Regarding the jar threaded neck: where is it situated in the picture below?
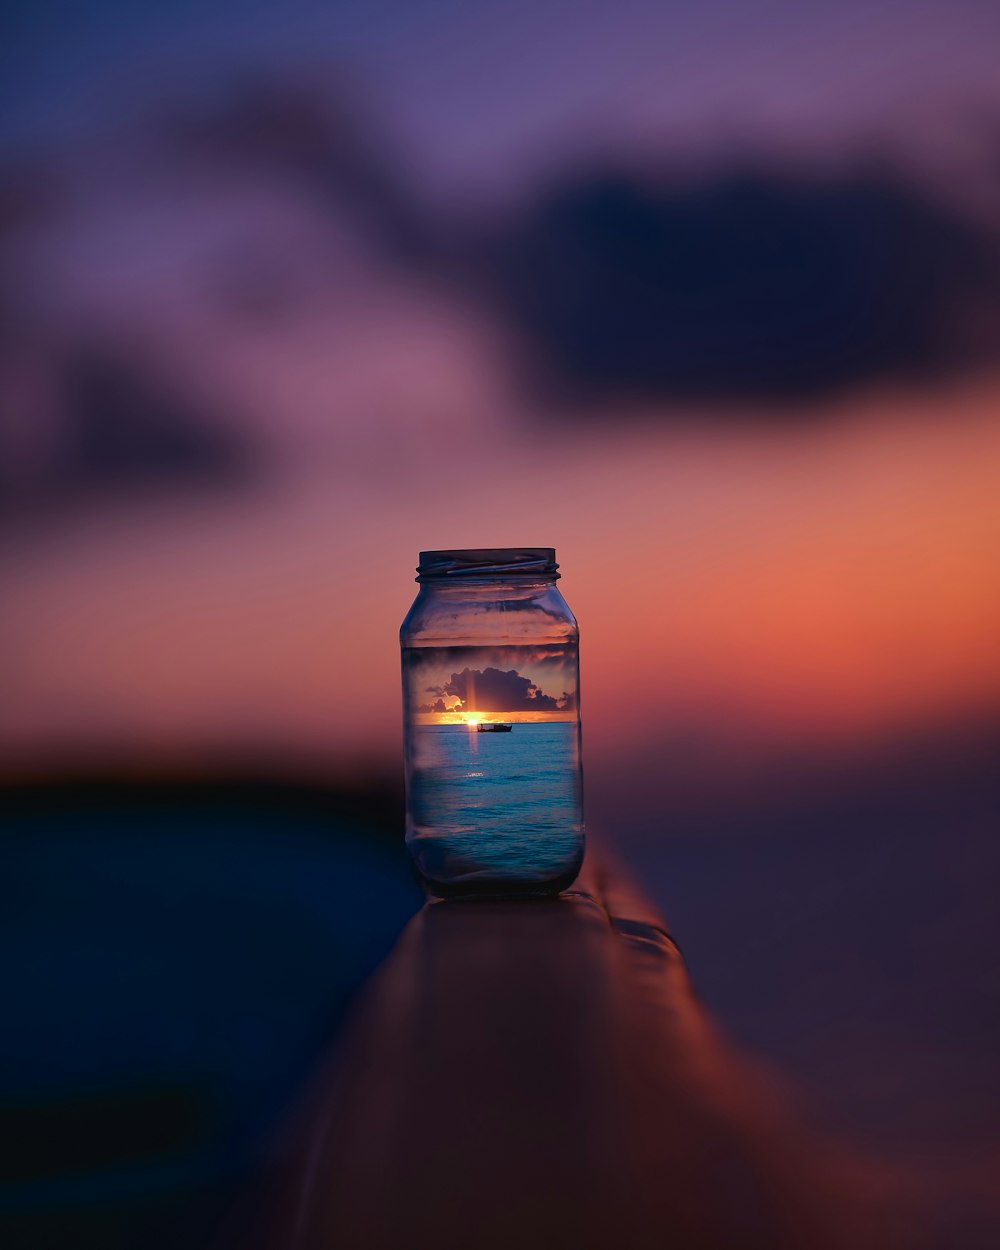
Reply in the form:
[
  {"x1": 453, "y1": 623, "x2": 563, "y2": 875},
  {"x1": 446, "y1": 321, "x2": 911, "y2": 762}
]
[{"x1": 416, "y1": 548, "x2": 559, "y2": 582}]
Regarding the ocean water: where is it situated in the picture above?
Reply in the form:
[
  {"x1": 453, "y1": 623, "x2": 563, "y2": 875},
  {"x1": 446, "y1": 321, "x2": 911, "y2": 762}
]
[{"x1": 405, "y1": 721, "x2": 584, "y2": 894}]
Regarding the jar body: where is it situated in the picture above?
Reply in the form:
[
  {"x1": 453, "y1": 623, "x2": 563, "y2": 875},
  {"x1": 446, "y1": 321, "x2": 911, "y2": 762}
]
[{"x1": 400, "y1": 550, "x2": 584, "y2": 898}]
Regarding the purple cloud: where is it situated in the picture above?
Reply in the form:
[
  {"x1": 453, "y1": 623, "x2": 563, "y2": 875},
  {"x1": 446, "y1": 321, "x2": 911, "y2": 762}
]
[{"x1": 417, "y1": 666, "x2": 574, "y2": 714}]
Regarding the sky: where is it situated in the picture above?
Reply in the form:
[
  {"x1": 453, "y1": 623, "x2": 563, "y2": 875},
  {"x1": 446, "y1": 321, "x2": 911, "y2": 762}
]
[
  {"x1": 5, "y1": 0, "x2": 1000, "y2": 197},
  {"x1": 1, "y1": 0, "x2": 999, "y2": 779}
]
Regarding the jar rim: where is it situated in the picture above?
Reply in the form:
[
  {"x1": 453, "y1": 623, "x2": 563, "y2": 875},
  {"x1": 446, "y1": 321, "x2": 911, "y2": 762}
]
[{"x1": 416, "y1": 548, "x2": 559, "y2": 582}]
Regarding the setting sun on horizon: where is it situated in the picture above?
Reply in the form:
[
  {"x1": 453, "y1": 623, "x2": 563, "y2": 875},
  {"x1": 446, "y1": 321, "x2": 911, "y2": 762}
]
[{"x1": 417, "y1": 709, "x2": 576, "y2": 727}]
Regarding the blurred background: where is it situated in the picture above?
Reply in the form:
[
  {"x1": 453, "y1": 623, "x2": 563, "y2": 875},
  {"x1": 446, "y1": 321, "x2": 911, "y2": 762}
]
[{"x1": 2, "y1": 1, "x2": 1000, "y2": 1246}]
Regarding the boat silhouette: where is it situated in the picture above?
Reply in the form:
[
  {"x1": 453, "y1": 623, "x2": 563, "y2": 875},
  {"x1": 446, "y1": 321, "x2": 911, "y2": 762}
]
[{"x1": 476, "y1": 722, "x2": 513, "y2": 733}]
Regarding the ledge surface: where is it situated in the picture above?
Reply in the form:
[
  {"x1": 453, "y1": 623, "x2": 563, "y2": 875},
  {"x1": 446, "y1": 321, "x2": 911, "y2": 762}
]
[{"x1": 237, "y1": 853, "x2": 900, "y2": 1250}]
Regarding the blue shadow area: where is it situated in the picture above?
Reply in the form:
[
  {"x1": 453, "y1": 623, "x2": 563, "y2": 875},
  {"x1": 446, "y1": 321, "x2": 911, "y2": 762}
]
[{"x1": 0, "y1": 781, "x2": 422, "y2": 1249}]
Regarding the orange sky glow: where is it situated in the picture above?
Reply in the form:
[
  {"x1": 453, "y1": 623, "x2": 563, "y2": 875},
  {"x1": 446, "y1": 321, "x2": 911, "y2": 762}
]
[
  {"x1": 1, "y1": 382, "x2": 998, "y2": 775},
  {"x1": 417, "y1": 711, "x2": 576, "y2": 727}
]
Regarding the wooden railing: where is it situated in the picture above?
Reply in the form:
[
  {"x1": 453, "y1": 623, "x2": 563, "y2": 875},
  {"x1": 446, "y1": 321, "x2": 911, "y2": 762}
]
[{"x1": 234, "y1": 852, "x2": 901, "y2": 1250}]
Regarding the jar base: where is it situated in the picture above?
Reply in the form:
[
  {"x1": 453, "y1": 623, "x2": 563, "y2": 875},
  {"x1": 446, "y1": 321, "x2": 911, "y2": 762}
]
[{"x1": 413, "y1": 864, "x2": 582, "y2": 901}]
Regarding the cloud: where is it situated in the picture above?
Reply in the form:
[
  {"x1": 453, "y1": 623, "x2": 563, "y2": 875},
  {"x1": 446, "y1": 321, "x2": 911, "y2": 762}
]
[
  {"x1": 0, "y1": 350, "x2": 251, "y2": 514},
  {"x1": 483, "y1": 163, "x2": 1000, "y2": 403},
  {"x1": 150, "y1": 83, "x2": 1000, "y2": 407},
  {"x1": 159, "y1": 79, "x2": 434, "y2": 264},
  {"x1": 418, "y1": 666, "x2": 573, "y2": 714}
]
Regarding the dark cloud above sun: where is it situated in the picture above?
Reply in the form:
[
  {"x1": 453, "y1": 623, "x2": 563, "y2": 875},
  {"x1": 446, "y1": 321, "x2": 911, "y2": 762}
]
[{"x1": 417, "y1": 666, "x2": 575, "y2": 715}]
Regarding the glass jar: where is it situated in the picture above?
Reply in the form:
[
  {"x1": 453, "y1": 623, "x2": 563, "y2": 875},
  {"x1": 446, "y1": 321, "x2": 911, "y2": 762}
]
[{"x1": 400, "y1": 548, "x2": 585, "y2": 898}]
